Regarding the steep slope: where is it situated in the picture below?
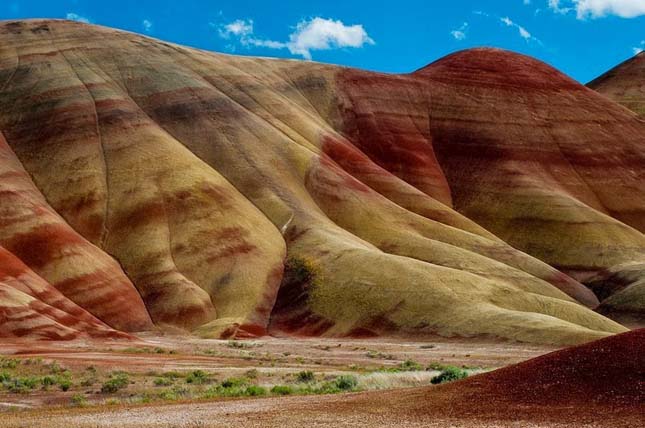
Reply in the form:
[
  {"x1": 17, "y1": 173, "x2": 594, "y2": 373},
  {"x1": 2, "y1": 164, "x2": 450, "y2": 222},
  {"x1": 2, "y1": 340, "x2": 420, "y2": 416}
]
[
  {"x1": 588, "y1": 51, "x2": 645, "y2": 118},
  {"x1": 0, "y1": 20, "x2": 641, "y2": 344},
  {"x1": 0, "y1": 131, "x2": 152, "y2": 332},
  {"x1": 0, "y1": 245, "x2": 129, "y2": 340}
]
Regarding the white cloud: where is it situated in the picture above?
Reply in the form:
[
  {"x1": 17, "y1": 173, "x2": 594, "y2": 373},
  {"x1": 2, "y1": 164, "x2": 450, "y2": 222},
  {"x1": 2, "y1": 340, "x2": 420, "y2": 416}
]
[
  {"x1": 634, "y1": 40, "x2": 645, "y2": 55},
  {"x1": 548, "y1": 0, "x2": 574, "y2": 13},
  {"x1": 500, "y1": 16, "x2": 535, "y2": 41},
  {"x1": 548, "y1": 0, "x2": 645, "y2": 19},
  {"x1": 286, "y1": 18, "x2": 375, "y2": 60},
  {"x1": 66, "y1": 12, "x2": 91, "y2": 24},
  {"x1": 142, "y1": 19, "x2": 153, "y2": 33},
  {"x1": 450, "y1": 22, "x2": 469, "y2": 40},
  {"x1": 218, "y1": 19, "x2": 254, "y2": 39},
  {"x1": 215, "y1": 17, "x2": 374, "y2": 60}
]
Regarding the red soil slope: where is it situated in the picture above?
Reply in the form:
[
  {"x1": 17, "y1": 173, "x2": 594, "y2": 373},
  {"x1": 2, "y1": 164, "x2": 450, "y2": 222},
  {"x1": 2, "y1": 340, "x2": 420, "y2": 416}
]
[{"x1": 293, "y1": 329, "x2": 644, "y2": 425}]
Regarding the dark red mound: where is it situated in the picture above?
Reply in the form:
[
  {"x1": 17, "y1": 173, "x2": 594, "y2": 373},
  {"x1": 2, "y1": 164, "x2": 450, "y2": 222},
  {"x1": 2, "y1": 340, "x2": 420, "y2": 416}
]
[
  {"x1": 448, "y1": 328, "x2": 644, "y2": 407},
  {"x1": 311, "y1": 330, "x2": 644, "y2": 426},
  {"x1": 415, "y1": 47, "x2": 581, "y2": 90}
]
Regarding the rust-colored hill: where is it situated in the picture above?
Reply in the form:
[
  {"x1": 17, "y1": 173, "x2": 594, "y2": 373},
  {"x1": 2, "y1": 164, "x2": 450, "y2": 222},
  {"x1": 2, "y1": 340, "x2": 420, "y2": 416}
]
[
  {"x1": 330, "y1": 329, "x2": 645, "y2": 426},
  {"x1": 0, "y1": 20, "x2": 643, "y2": 344},
  {"x1": 589, "y1": 51, "x2": 645, "y2": 118}
]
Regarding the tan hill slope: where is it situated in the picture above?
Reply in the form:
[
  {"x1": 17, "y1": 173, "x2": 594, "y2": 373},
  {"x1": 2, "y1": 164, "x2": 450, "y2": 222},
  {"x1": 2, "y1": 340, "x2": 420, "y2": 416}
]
[
  {"x1": 588, "y1": 51, "x2": 645, "y2": 118},
  {"x1": 0, "y1": 20, "x2": 642, "y2": 343}
]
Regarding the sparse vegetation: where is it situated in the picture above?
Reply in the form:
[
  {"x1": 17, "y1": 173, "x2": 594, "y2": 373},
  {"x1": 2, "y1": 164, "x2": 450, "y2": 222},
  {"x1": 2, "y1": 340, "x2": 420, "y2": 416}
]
[
  {"x1": 366, "y1": 350, "x2": 395, "y2": 360},
  {"x1": 333, "y1": 375, "x2": 358, "y2": 391},
  {"x1": 186, "y1": 370, "x2": 209, "y2": 385},
  {"x1": 283, "y1": 257, "x2": 319, "y2": 287},
  {"x1": 398, "y1": 360, "x2": 423, "y2": 371},
  {"x1": 154, "y1": 377, "x2": 174, "y2": 386},
  {"x1": 71, "y1": 394, "x2": 87, "y2": 406},
  {"x1": 270, "y1": 385, "x2": 294, "y2": 395},
  {"x1": 296, "y1": 370, "x2": 315, "y2": 383},
  {"x1": 101, "y1": 373, "x2": 129, "y2": 393},
  {"x1": 0, "y1": 358, "x2": 19, "y2": 369}
]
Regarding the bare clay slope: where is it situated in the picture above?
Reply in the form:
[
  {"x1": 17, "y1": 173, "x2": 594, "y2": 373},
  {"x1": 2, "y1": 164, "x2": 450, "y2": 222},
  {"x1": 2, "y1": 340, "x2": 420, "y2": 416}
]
[
  {"x1": 0, "y1": 20, "x2": 640, "y2": 344},
  {"x1": 588, "y1": 51, "x2": 645, "y2": 118}
]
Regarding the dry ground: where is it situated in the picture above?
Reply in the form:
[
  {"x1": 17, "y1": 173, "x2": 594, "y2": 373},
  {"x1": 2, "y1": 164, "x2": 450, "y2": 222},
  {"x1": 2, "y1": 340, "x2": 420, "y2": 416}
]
[
  {"x1": 0, "y1": 333, "x2": 558, "y2": 423},
  {"x1": 1, "y1": 332, "x2": 641, "y2": 428}
]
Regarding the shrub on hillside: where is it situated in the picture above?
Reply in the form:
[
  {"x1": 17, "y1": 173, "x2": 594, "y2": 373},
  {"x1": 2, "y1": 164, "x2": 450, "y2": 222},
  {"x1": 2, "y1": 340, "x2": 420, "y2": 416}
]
[{"x1": 431, "y1": 366, "x2": 468, "y2": 384}]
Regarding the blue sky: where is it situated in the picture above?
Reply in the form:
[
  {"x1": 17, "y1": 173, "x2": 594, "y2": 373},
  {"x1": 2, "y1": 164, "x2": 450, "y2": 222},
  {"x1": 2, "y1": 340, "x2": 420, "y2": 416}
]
[{"x1": 2, "y1": 1, "x2": 644, "y2": 83}]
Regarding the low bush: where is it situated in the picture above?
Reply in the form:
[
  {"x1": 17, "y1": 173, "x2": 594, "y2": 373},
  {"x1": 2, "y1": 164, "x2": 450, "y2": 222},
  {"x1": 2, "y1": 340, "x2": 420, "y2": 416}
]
[
  {"x1": 58, "y1": 378, "x2": 72, "y2": 392},
  {"x1": 71, "y1": 394, "x2": 87, "y2": 406},
  {"x1": 398, "y1": 360, "x2": 423, "y2": 371},
  {"x1": 430, "y1": 367, "x2": 468, "y2": 384},
  {"x1": 220, "y1": 377, "x2": 248, "y2": 388},
  {"x1": 270, "y1": 385, "x2": 294, "y2": 395},
  {"x1": 186, "y1": 370, "x2": 209, "y2": 385},
  {"x1": 334, "y1": 375, "x2": 358, "y2": 391},
  {"x1": 4, "y1": 377, "x2": 39, "y2": 393},
  {"x1": 296, "y1": 370, "x2": 315, "y2": 383},
  {"x1": 41, "y1": 376, "x2": 56, "y2": 388},
  {"x1": 0, "y1": 358, "x2": 19, "y2": 369},
  {"x1": 154, "y1": 377, "x2": 174, "y2": 386},
  {"x1": 101, "y1": 373, "x2": 129, "y2": 393},
  {"x1": 245, "y1": 385, "x2": 267, "y2": 396}
]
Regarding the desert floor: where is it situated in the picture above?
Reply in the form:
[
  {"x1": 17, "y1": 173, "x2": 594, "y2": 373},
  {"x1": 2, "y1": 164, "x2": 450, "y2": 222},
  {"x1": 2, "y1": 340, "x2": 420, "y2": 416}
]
[{"x1": 0, "y1": 333, "x2": 567, "y2": 427}]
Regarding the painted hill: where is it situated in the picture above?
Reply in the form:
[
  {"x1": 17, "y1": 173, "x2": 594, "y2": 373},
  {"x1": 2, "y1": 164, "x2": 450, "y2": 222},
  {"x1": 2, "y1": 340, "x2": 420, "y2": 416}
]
[
  {"x1": 0, "y1": 20, "x2": 642, "y2": 344},
  {"x1": 588, "y1": 51, "x2": 645, "y2": 118}
]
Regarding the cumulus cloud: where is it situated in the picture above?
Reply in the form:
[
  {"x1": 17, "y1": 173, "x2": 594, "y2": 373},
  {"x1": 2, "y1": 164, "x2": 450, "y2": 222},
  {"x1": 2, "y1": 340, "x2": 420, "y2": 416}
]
[
  {"x1": 66, "y1": 12, "x2": 91, "y2": 24},
  {"x1": 286, "y1": 18, "x2": 374, "y2": 59},
  {"x1": 215, "y1": 17, "x2": 374, "y2": 60},
  {"x1": 548, "y1": 0, "x2": 645, "y2": 18},
  {"x1": 451, "y1": 22, "x2": 469, "y2": 40},
  {"x1": 142, "y1": 19, "x2": 153, "y2": 33}
]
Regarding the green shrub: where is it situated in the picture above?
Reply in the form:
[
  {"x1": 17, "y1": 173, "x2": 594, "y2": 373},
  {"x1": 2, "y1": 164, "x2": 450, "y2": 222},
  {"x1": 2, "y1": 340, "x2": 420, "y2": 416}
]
[
  {"x1": 245, "y1": 369, "x2": 259, "y2": 379},
  {"x1": 0, "y1": 372, "x2": 11, "y2": 382},
  {"x1": 71, "y1": 394, "x2": 87, "y2": 406},
  {"x1": 41, "y1": 376, "x2": 56, "y2": 388},
  {"x1": 58, "y1": 378, "x2": 72, "y2": 391},
  {"x1": 220, "y1": 377, "x2": 248, "y2": 388},
  {"x1": 245, "y1": 385, "x2": 267, "y2": 396},
  {"x1": 399, "y1": 360, "x2": 423, "y2": 371},
  {"x1": 296, "y1": 370, "x2": 315, "y2": 383},
  {"x1": 186, "y1": 370, "x2": 209, "y2": 385},
  {"x1": 333, "y1": 375, "x2": 358, "y2": 391},
  {"x1": 48, "y1": 362, "x2": 62, "y2": 374},
  {"x1": 203, "y1": 384, "x2": 266, "y2": 398},
  {"x1": 80, "y1": 378, "x2": 96, "y2": 387},
  {"x1": 158, "y1": 386, "x2": 189, "y2": 401},
  {"x1": 154, "y1": 377, "x2": 173, "y2": 386},
  {"x1": 0, "y1": 358, "x2": 19, "y2": 369},
  {"x1": 101, "y1": 373, "x2": 129, "y2": 393},
  {"x1": 5, "y1": 377, "x2": 39, "y2": 393},
  {"x1": 431, "y1": 367, "x2": 468, "y2": 384},
  {"x1": 427, "y1": 362, "x2": 448, "y2": 371},
  {"x1": 270, "y1": 385, "x2": 294, "y2": 395}
]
